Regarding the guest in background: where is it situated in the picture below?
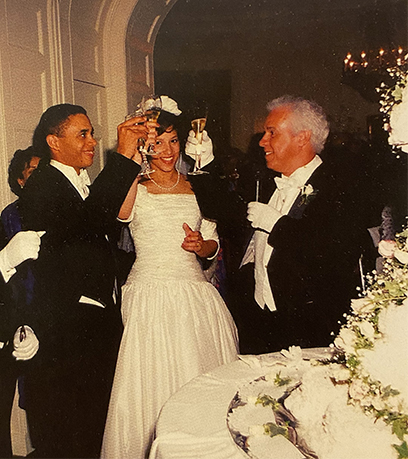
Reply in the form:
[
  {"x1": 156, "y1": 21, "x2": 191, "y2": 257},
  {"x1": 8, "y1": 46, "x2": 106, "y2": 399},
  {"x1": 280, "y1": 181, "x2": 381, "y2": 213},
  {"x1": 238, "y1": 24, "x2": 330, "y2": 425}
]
[
  {"x1": 0, "y1": 229, "x2": 42, "y2": 458},
  {"x1": 18, "y1": 103, "x2": 144, "y2": 458},
  {"x1": 187, "y1": 95, "x2": 368, "y2": 354},
  {"x1": 2, "y1": 147, "x2": 40, "y2": 238},
  {"x1": 0, "y1": 147, "x2": 41, "y2": 458}
]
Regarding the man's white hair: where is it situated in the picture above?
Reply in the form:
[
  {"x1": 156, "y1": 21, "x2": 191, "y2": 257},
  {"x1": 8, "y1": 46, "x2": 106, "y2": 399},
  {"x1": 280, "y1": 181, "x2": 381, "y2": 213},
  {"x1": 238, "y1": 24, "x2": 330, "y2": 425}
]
[{"x1": 266, "y1": 95, "x2": 329, "y2": 153}]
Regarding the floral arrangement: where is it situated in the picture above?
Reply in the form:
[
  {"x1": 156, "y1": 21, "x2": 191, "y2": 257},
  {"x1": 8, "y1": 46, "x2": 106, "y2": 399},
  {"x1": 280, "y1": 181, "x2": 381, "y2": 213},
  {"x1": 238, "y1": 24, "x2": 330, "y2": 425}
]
[
  {"x1": 377, "y1": 60, "x2": 408, "y2": 155},
  {"x1": 333, "y1": 226, "x2": 408, "y2": 458}
]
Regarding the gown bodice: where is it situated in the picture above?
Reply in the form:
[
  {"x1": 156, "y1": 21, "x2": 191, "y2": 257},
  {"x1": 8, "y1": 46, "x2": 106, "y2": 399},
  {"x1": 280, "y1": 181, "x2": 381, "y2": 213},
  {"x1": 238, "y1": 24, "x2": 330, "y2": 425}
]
[{"x1": 126, "y1": 184, "x2": 217, "y2": 284}]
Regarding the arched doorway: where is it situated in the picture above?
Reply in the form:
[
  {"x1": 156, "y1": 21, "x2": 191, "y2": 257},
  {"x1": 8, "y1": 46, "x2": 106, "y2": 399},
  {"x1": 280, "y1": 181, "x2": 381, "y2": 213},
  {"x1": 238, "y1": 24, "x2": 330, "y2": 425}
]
[{"x1": 100, "y1": 0, "x2": 178, "y2": 146}]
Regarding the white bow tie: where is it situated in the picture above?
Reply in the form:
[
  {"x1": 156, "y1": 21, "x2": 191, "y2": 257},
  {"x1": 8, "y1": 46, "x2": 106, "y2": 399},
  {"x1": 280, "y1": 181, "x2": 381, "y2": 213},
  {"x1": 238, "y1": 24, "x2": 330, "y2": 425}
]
[
  {"x1": 274, "y1": 175, "x2": 300, "y2": 190},
  {"x1": 76, "y1": 169, "x2": 91, "y2": 198},
  {"x1": 78, "y1": 169, "x2": 91, "y2": 186}
]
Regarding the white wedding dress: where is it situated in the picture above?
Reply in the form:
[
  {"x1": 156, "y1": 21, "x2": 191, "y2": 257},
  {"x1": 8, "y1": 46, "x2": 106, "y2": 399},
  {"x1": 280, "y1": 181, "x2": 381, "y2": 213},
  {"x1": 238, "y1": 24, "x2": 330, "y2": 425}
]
[{"x1": 101, "y1": 184, "x2": 239, "y2": 459}]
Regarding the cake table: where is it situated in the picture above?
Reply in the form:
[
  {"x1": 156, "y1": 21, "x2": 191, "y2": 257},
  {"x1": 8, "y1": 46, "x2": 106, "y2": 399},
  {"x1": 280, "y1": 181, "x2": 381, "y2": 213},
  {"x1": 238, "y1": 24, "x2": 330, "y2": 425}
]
[{"x1": 149, "y1": 348, "x2": 331, "y2": 459}]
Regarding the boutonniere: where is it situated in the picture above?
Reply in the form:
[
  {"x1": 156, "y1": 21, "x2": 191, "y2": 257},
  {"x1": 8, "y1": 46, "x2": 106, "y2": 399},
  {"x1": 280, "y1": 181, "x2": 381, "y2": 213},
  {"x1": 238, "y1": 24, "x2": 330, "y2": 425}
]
[{"x1": 299, "y1": 184, "x2": 318, "y2": 205}]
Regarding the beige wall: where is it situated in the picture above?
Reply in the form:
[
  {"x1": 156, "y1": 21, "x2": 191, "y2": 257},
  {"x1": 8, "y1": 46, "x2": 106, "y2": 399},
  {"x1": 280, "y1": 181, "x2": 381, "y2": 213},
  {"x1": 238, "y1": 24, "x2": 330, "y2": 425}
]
[{"x1": 0, "y1": 0, "x2": 178, "y2": 210}]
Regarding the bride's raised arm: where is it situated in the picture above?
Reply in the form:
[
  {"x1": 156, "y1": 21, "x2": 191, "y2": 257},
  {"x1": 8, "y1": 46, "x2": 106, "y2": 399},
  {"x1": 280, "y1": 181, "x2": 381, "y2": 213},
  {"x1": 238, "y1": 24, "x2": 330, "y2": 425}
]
[{"x1": 118, "y1": 178, "x2": 139, "y2": 220}]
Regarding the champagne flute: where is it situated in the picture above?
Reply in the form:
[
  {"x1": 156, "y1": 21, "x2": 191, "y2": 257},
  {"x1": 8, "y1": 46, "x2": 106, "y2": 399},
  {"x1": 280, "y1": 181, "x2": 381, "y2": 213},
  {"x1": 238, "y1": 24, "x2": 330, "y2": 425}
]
[
  {"x1": 125, "y1": 105, "x2": 153, "y2": 175},
  {"x1": 141, "y1": 95, "x2": 162, "y2": 155},
  {"x1": 126, "y1": 95, "x2": 161, "y2": 175},
  {"x1": 188, "y1": 103, "x2": 209, "y2": 175}
]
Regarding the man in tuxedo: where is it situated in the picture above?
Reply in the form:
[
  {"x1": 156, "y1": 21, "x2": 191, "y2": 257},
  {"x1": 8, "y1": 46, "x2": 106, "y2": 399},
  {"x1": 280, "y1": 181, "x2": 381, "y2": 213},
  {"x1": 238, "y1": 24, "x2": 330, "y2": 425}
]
[
  {"x1": 18, "y1": 103, "x2": 148, "y2": 458},
  {"x1": 188, "y1": 95, "x2": 366, "y2": 354}
]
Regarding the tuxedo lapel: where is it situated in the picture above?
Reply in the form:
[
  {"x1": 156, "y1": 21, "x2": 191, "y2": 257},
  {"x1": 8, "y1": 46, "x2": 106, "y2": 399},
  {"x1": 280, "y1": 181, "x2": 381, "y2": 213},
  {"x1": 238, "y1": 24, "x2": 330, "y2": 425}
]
[
  {"x1": 48, "y1": 164, "x2": 86, "y2": 201},
  {"x1": 287, "y1": 163, "x2": 323, "y2": 219}
]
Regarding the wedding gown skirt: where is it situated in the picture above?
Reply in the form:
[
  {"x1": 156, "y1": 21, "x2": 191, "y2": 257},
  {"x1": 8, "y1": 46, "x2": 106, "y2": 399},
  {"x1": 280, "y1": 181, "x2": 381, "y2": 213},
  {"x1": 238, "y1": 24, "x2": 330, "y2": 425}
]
[{"x1": 101, "y1": 186, "x2": 238, "y2": 459}]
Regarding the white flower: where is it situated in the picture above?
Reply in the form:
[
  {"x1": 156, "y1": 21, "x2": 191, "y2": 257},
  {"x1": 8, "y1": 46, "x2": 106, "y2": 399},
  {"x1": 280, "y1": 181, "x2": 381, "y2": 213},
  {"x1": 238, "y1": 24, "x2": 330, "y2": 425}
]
[
  {"x1": 378, "y1": 240, "x2": 397, "y2": 258},
  {"x1": 334, "y1": 327, "x2": 356, "y2": 353},
  {"x1": 249, "y1": 425, "x2": 266, "y2": 436},
  {"x1": 328, "y1": 363, "x2": 350, "y2": 382},
  {"x1": 280, "y1": 345, "x2": 303, "y2": 363},
  {"x1": 350, "y1": 297, "x2": 373, "y2": 314},
  {"x1": 299, "y1": 184, "x2": 317, "y2": 205},
  {"x1": 358, "y1": 321, "x2": 376, "y2": 340},
  {"x1": 349, "y1": 378, "x2": 370, "y2": 402},
  {"x1": 388, "y1": 84, "x2": 408, "y2": 153},
  {"x1": 302, "y1": 184, "x2": 314, "y2": 196},
  {"x1": 160, "y1": 95, "x2": 182, "y2": 116},
  {"x1": 359, "y1": 393, "x2": 377, "y2": 408},
  {"x1": 371, "y1": 396, "x2": 388, "y2": 411},
  {"x1": 394, "y1": 248, "x2": 408, "y2": 264},
  {"x1": 385, "y1": 394, "x2": 404, "y2": 413}
]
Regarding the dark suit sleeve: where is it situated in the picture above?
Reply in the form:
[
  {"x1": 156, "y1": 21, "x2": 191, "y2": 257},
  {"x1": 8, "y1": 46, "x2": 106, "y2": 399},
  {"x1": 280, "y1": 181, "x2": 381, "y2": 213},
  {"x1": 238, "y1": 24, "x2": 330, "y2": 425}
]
[
  {"x1": 85, "y1": 152, "x2": 141, "y2": 226},
  {"x1": 188, "y1": 159, "x2": 248, "y2": 234},
  {"x1": 20, "y1": 152, "x2": 140, "y2": 239}
]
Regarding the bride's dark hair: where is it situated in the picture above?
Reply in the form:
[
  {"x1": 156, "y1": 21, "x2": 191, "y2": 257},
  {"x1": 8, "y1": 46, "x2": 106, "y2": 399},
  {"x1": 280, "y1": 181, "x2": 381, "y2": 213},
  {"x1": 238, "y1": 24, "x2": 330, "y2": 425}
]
[{"x1": 157, "y1": 110, "x2": 184, "y2": 136}]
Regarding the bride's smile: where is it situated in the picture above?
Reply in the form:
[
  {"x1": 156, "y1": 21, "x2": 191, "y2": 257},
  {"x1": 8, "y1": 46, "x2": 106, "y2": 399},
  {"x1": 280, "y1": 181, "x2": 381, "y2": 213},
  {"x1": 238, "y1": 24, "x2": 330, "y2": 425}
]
[{"x1": 151, "y1": 128, "x2": 180, "y2": 173}]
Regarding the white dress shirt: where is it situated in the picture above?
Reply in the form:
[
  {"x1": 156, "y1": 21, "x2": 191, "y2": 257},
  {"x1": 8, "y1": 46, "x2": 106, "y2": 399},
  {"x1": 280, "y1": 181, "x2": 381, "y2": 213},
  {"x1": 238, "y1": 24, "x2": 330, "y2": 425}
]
[
  {"x1": 50, "y1": 160, "x2": 91, "y2": 200},
  {"x1": 243, "y1": 155, "x2": 322, "y2": 311}
]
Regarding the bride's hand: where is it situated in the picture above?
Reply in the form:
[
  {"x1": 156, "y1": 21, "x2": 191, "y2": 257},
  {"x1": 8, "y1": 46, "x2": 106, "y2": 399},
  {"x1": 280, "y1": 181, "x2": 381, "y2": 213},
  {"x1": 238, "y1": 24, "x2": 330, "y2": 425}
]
[
  {"x1": 181, "y1": 223, "x2": 204, "y2": 255},
  {"x1": 181, "y1": 223, "x2": 218, "y2": 259},
  {"x1": 116, "y1": 115, "x2": 147, "y2": 160}
]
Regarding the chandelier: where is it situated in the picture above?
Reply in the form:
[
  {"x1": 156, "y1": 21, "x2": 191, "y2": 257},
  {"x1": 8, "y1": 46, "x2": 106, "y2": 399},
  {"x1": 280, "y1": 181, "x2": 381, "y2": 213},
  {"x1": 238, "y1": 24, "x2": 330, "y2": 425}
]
[{"x1": 341, "y1": 47, "x2": 407, "y2": 102}]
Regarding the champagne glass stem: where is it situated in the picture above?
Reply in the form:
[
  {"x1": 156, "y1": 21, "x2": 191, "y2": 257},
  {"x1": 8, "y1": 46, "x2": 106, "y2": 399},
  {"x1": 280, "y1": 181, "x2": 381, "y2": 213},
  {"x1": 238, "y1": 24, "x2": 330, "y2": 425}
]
[
  {"x1": 138, "y1": 139, "x2": 155, "y2": 175},
  {"x1": 196, "y1": 149, "x2": 201, "y2": 171}
]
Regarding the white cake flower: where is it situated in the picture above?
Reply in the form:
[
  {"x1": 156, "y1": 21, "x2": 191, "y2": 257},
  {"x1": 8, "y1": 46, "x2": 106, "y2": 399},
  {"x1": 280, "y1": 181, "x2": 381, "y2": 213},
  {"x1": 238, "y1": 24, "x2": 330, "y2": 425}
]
[
  {"x1": 348, "y1": 378, "x2": 370, "y2": 403},
  {"x1": 249, "y1": 424, "x2": 266, "y2": 436},
  {"x1": 388, "y1": 83, "x2": 408, "y2": 153},
  {"x1": 394, "y1": 247, "x2": 408, "y2": 264},
  {"x1": 378, "y1": 240, "x2": 397, "y2": 258},
  {"x1": 379, "y1": 65, "x2": 408, "y2": 155},
  {"x1": 280, "y1": 346, "x2": 303, "y2": 366},
  {"x1": 333, "y1": 326, "x2": 355, "y2": 353},
  {"x1": 350, "y1": 297, "x2": 373, "y2": 314}
]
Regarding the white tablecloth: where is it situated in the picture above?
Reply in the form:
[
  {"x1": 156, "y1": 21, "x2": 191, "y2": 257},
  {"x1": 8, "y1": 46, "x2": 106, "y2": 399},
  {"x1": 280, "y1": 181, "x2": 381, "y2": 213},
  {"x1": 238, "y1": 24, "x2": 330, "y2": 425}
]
[{"x1": 149, "y1": 349, "x2": 331, "y2": 459}]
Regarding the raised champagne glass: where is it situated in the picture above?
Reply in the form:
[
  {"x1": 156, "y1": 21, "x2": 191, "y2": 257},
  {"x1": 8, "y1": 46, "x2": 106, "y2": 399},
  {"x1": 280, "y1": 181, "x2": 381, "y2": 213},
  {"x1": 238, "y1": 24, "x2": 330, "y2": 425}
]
[
  {"x1": 141, "y1": 95, "x2": 162, "y2": 155},
  {"x1": 126, "y1": 95, "x2": 161, "y2": 175},
  {"x1": 188, "y1": 103, "x2": 209, "y2": 175}
]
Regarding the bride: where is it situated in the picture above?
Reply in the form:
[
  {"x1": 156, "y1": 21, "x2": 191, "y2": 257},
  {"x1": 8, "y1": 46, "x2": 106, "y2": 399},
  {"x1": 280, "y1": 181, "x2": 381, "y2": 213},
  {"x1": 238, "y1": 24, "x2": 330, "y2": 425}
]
[{"x1": 101, "y1": 97, "x2": 239, "y2": 459}]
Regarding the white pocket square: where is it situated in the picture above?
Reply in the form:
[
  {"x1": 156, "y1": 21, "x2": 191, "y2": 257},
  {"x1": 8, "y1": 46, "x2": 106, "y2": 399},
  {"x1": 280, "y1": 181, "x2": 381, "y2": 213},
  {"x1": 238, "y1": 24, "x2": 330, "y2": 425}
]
[{"x1": 78, "y1": 295, "x2": 105, "y2": 308}]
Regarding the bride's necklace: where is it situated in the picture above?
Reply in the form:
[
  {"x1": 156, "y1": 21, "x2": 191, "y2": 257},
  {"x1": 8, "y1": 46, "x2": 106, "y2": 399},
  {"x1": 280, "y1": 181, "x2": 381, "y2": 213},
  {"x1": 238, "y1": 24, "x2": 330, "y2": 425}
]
[{"x1": 147, "y1": 170, "x2": 180, "y2": 191}]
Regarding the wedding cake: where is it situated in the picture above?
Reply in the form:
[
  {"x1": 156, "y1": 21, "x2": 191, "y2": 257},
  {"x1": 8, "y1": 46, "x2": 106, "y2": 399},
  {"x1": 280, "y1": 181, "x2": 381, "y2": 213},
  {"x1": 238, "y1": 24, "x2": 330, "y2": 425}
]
[{"x1": 228, "y1": 64, "x2": 408, "y2": 459}]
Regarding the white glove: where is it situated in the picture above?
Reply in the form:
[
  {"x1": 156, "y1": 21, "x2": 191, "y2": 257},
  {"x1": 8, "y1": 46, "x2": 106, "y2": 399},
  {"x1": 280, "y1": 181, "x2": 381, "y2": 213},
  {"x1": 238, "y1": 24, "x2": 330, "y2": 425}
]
[
  {"x1": 247, "y1": 202, "x2": 282, "y2": 233},
  {"x1": 185, "y1": 130, "x2": 214, "y2": 168},
  {"x1": 12, "y1": 325, "x2": 39, "y2": 360},
  {"x1": 0, "y1": 231, "x2": 44, "y2": 282}
]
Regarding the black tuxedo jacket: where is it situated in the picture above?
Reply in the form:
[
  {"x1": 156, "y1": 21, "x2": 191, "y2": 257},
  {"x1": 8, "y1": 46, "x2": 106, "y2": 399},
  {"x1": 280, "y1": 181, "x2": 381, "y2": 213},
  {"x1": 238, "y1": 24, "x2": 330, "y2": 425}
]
[
  {"x1": 19, "y1": 153, "x2": 139, "y2": 341},
  {"x1": 17, "y1": 152, "x2": 140, "y2": 458},
  {"x1": 190, "y1": 158, "x2": 367, "y2": 353}
]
